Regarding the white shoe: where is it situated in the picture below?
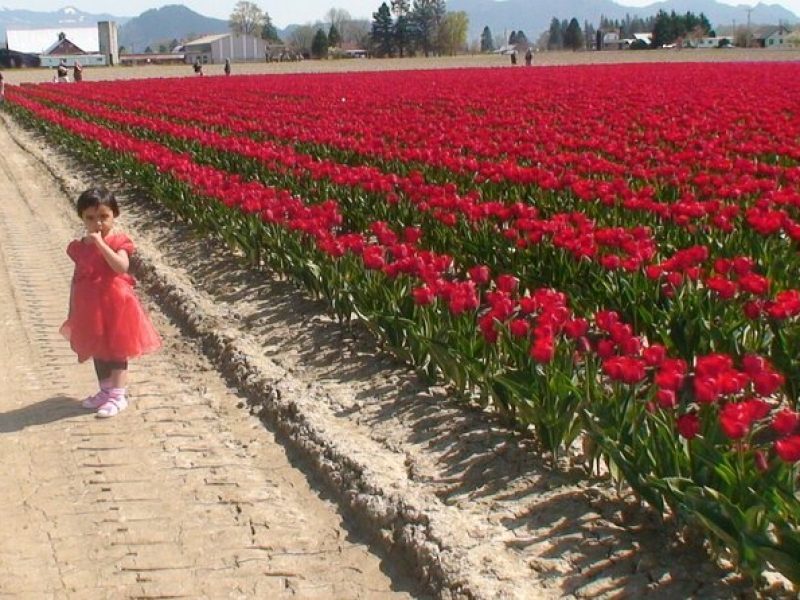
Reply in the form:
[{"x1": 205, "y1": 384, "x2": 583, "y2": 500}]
[{"x1": 96, "y1": 396, "x2": 128, "y2": 418}]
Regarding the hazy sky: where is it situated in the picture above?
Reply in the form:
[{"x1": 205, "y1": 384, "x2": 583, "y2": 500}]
[{"x1": 1, "y1": 0, "x2": 798, "y2": 28}]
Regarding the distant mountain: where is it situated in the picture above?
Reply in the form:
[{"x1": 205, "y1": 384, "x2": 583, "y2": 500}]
[
  {"x1": 451, "y1": 0, "x2": 800, "y2": 41},
  {"x1": 0, "y1": 5, "x2": 128, "y2": 37},
  {"x1": 118, "y1": 4, "x2": 228, "y2": 53}
]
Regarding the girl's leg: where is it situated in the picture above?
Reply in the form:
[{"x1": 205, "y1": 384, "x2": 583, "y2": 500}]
[
  {"x1": 97, "y1": 361, "x2": 129, "y2": 418},
  {"x1": 108, "y1": 361, "x2": 128, "y2": 389},
  {"x1": 83, "y1": 358, "x2": 114, "y2": 408},
  {"x1": 93, "y1": 358, "x2": 113, "y2": 382}
]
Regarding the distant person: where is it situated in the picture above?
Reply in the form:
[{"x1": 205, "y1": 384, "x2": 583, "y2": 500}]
[
  {"x1": 73, "y1": 61, "x2": 83, "y2": 82},
  {"x1": 510, "y1": 49, "x2": 517, "y2": 65},
  {"x1": 224, "y1": 58, "x2": 231, "y2": 76},
  {"x1": 193, "y1": 59, "x2": 203, "y2": 76},
  {"x1": 0, "y1": 72, "x2": 5, "y2": 103},
  {"x1": 525, "y1": 47, "x2": 533, "y2": 66},
  {"x1": 57, "y1": 59, "x2": 69, "y2": 83}
]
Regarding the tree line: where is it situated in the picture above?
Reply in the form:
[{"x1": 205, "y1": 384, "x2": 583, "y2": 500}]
[
  {"x1": 478, "y1": 10, "x2": 714, "y2": 53},
  {"x1": 227, "y1": 1, "x2": 373, "y2": 58},
  {"x1": 225, "y1": 0, "x2": 469, "y2": 58},
  {"x1": 370, "y1": 0, "x2": 468, "y2": 57},
  {"x1": 226, "y1": 0, "x2": 715, "y2": 59}
]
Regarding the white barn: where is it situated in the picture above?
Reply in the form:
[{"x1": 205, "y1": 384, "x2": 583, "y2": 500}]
[{"x1": 183, "y1": 33, "x2": 268, "y2": 64}]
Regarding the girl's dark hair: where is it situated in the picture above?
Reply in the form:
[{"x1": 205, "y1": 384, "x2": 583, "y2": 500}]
[{"x1": 76, "y1": 187, "x2": 119, "y2": 217}]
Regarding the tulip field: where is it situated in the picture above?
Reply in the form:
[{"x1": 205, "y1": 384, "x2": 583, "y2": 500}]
[{"x1": 6, "y1": 62, "x2": 800, "y2": 585}]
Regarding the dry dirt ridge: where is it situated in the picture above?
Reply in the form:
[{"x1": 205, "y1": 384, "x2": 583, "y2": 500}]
[{"x1": 2, "y1": 111, "x2": 765, "y2": 599}]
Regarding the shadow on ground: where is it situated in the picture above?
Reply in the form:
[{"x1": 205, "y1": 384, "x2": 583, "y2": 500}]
[{"x1": 0, "y1": 394, "x2": 85, "y2": 433}]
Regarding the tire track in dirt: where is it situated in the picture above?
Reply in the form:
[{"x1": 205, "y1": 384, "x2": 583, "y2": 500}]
[{"x1": 0, "y1": 121, "x2": 426, "y2": 598}]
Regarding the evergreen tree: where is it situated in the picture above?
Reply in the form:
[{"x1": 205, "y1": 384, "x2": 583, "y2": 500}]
[
  {"x1": 547, "y1": 17, "x2": 563, "y2": 50},
  {"x1": 584, "y1": 21, "x2": 595, "y2": 50},
  {"x1": 564, "y1": 18, "x2": 583, "y2": 50},
  {"x1": 654, "y1": 10, "x2": 675, "y2": 46},
  {"x1": 328, "y1": 23, "x2": 342, "y2": 47},
  {"x1": 391, "y1": 0, "x2": 411, "y2": 57},
  {"x1": 371, "y1": 2, "x2": 394, "y2": 57},
  {"x1": 480, "y1": 25, "x2": 494, "y2": 52},
  {"x1": 311, "y1": 28, "x2": 329, "y2": 58},
  {"x1": 262, "y1": 14, "x2": 280, "y2": 41},
  {"x1": 508, "y1": 31, "x2": 517, "y2": 45},
  {"x1": 411, "y1": 0, "x2": 439, "y2": 56},
  {"x1": 629, "y1": 16, "x2": 647, "y2": 34},
  {"x1": 395, "y1": 15, "x2": 412, "y2": 56},
  {"x1": 515, "y1": 30, "x2": 528, "y2": 45}
]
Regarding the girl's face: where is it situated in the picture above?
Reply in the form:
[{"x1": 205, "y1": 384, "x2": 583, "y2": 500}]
[{"x1": 81, "y1": 204, "x2": 116, "y2": 237}]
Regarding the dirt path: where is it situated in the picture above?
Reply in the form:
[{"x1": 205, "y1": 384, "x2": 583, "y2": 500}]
[{"x1": 0, "y1": 121, "x2": 425, "y2": 598}]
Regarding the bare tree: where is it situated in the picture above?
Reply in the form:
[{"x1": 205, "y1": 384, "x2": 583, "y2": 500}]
[
  {"x1": 341, "y1": 19, "x2": 370, "y2": 46},
  {"x1": 230, "y1": 1, "x2": 265, "y2": 36},
  {"x1": 288, "y1": 24, "x2": 316, "y2": 54},
  {"x1": 326, "y1": 7, "x2": 352, "y2": 30}
]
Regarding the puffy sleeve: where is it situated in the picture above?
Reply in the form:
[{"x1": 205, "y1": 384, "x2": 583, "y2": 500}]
[
  {"x1": 110, "y1": 234, "x2": 135, "y2": 256},
  {"x1": 66, "y1": 240, "x2": 81, "y2": 262}
]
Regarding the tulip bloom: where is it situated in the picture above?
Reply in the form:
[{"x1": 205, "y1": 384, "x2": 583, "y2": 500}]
[
  {"x1": 677, "y1": 413, "x2": 700, "y2": 440},
  {"x1": 771, "y1": 409, "x2": 799, "y2": 436},
  {"x1": 775, "y1": 435, "x2": 800, "y2": 463}
]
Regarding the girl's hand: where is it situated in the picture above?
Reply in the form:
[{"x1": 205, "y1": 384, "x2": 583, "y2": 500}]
[{"x1": 86, "y1": 232, "x2": 104, "y2": 246}]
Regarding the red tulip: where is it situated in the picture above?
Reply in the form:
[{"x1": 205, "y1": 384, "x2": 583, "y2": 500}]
[
  {"x1": 509, "y1": 319, "x2": 530, "y2": 339},
  {"x1": 775, "y1": 435, "x2": 800, "y2": 463},
  {"x1": 656, "y1": 388, "x2": 678, "y2": 409},
  {"x1": 468, "y1": 265, "x2": 491, "y2": 285},
  {"x1": 677, "y1": 413, "x2": 700, "y2": 440},
  {"x1": 530, "y1": 338, "x2": 555, "y2": 363},
  {"x1": 772, "y1": 409, "x2": 799, "y2": 436},
  {"x1": 412, "y1": 286, "x2": 436, "y2": 306}
]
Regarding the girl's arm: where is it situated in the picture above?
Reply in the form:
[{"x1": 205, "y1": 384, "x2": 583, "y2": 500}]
[{"x1": 88, "y1": 233, "x2": 130, "y2": 273}]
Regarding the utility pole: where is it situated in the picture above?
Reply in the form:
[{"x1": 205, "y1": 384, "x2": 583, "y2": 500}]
[{"x1": 746, "y1": 7, "x2": 753, "y2": 48}]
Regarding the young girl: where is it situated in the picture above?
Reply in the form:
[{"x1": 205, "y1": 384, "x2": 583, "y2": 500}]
[{"x1": 61, "y1": 188, "x2": 161, "y2": 417}]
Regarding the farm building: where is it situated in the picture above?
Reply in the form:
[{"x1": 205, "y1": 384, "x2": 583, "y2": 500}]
[
  {"x1": 685, "y1": 36, "x2": 735, "y2": 48},
  {"x1": 597, "y1": 31, "x2": 652, "y2": 50},
  {"x1": 120, "y1": 52, "x2": 186, "y2": 66},
  {"x1": 5, "y1": 22, "x2": 119, "y2": 67},
  {"x1": 760, "y1": 26, "x2": 793, "y2": 48},
  {"x1": 182, "y1": 33, "x2": 267, "y2": 64},
  {"x1": 0, "y1": 48, "x2": 40, "y2": 68},
  {"x1": 599, "y1": 30, "x2": 624, "y2": 50}
]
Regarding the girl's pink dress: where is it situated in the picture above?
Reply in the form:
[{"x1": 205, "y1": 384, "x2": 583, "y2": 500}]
[{"x1": 60, "y1": 233, "x2": 161, "y2": 362}]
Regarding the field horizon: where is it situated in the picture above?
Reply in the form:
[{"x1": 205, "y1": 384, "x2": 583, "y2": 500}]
[{"x1": 2, "y1": 47, "x2": 799, "y2": 85}]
